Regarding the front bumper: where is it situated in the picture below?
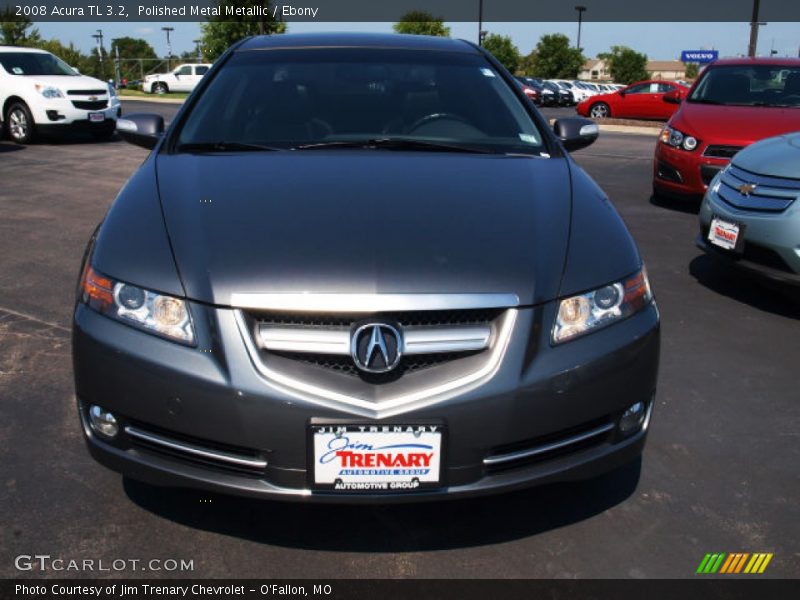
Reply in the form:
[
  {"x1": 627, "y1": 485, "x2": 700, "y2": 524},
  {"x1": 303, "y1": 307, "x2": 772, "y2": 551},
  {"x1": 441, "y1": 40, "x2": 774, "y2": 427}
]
[
  {"x1": 653, "y1": 142, "x2": 729, "y2": 198},
  {"x1": 30, "y1": 97, "x2": 120, "y2": 127},
  {"x1": 698, "y1": 186, "x2": 800, "y2": 285},
  {"x1": 73, "y1": 300, "x2": 660, "y2": 502}
]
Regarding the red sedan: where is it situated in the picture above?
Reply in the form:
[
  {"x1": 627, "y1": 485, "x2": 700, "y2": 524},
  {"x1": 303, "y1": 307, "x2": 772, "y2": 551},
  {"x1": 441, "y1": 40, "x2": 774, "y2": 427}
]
[
  {"x1": 653, "y1": 57, "x2": 800, "y2": 198},
  {"x1": 576, "y1": 80, "x2": 688, "y2": 120}
]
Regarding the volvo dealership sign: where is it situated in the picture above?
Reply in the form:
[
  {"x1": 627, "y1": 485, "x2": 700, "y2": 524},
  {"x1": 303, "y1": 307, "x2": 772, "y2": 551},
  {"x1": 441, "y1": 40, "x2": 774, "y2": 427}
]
[{"x1": 681, "y1": 50, "x2": 719, "y2": 63}]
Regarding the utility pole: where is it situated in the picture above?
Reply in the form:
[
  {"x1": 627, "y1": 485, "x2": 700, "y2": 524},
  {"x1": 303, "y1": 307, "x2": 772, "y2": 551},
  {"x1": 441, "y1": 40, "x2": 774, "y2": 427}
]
[
  {"x1": 747, "y1": 0, "x2": 761, "y2": 57},
  {"x1": 111, "y1": 39, "x2": 121, "y2": 86},
  {"x1": 478, "y1": 0, "x2": 483, "y2": 46},
  {"x1": 193, "y1": 39, "x2": 202, "y2": 61},
  {"x1": 162, "y1": 26, "x2": 175, "y2": 70},
  {"x1": 575, "y1": 5, "x2": 587, "y2": 52},
  {"x1": 91, "y1": 30, "x2": 104, "y2": 79}
]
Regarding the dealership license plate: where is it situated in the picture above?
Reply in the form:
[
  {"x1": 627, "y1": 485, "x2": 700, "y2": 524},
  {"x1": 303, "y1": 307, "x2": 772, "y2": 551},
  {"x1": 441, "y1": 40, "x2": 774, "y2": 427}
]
[
  {"x1": 311, "y1": 424, "x2": 442, "y2": 492},
  {"x1": 708, "y1": 217, "x2": 740, "y2": 251},
  {"x1": 88, "y1": 112, "x2": 105, "y2": 122}
]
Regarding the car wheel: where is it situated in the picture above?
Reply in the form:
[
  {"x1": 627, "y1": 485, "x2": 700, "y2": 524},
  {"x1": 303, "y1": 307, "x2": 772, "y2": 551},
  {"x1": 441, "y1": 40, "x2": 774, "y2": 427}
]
[
  {"x1": 5, "y1": 101, "x2": 35, "y2": 144},
  {"x1": 589, "y1": 102, "x2": 611, "y2": 119},
  {"x1": 152, "y1": 82, "x2": 169, "y2": 94}
]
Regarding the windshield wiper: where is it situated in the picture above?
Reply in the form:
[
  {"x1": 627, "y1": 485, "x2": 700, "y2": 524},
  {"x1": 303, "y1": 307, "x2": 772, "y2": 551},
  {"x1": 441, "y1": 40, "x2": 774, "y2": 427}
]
[
  {"x1": 292, "y1": 138, "x2": 499, "y2": 154},
  {"x1": 176, "y1": 141, "x2": 282, "y2": 153}
]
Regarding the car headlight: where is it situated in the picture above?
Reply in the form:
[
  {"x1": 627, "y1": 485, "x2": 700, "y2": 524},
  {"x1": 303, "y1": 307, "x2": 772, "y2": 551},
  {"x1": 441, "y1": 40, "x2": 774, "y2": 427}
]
[
  {"x1": 79, "y1": 265, "x2": 195, "y2": 345},
  {"x1": 35, "y1": 85, "x2": 64, "y2": 99},
  {"x1": 552, "y1": 267, "x2": 653, "y2": 344},
  {"x1": 660, "y1": 126, "x2": 698, "y2": 151}
]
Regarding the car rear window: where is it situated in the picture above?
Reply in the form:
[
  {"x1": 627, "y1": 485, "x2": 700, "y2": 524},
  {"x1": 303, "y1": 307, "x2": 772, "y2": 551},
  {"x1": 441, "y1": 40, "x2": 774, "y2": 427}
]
[{"x1": 175, "y1": 47, "x2": 546, "y2": 155}]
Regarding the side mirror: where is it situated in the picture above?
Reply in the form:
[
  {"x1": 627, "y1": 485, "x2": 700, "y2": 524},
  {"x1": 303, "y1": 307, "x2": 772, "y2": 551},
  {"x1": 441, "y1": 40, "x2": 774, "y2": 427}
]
[
  {"x1": 663, "y1": 89, "x2": 683, "y2": 104},
  {"x1": 116, "y1": 113, "x2": 165, "y2": 150},
  {"x1": 618, "y1": 89, "x2": 626, "y2": 97},
  {"x1": 553, "y1": 117, "x2": 599, "y2": 152}
]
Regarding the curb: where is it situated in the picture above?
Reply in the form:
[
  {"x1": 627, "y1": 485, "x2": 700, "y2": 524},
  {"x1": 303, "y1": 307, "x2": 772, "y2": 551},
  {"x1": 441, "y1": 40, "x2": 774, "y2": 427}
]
[{"x1": 119, "y1": 95, "x2": 186, "y2": 105}]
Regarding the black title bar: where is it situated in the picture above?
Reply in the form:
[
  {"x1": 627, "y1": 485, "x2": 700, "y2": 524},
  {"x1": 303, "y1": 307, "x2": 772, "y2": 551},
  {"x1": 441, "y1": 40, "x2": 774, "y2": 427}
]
[{"x1": 1, "y1": 0, "x2": 799, "y2": 22}]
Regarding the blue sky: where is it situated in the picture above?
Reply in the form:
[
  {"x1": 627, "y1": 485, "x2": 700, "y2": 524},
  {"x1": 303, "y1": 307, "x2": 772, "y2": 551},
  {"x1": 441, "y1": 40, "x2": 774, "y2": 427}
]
[{"x1": 34, "y1": 21, "x2": 800, "y2": 61}]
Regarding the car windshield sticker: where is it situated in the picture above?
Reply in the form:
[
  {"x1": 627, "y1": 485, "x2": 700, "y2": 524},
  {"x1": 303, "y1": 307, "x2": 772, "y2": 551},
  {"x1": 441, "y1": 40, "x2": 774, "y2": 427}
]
[
  {"x1": 12, "y1": 67, "x2": 23, "y2": 74},
  {"x1": 480, "y1": 68, "x2": 495, "y2": 78},
  {"x1": 518, "y1": 133, "x2": 538, "y2": 144}
]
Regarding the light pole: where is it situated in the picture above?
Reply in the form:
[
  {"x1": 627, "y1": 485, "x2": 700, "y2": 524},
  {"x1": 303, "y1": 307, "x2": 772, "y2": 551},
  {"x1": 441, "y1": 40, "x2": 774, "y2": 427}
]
[
  {"x1": 162, "y1": 26, "x2": 175, "y2": 70},
  {"x1": 193, "y1": 39, "x2": 202, "y2": 62},
  {"x1": 478, "y1": 0, "x2": 483, "y2": 46},
  {"x1": 91, "y1": 30, "x2": 104, "y2": 79},
  {"x1": 110, "y1": 38, "x2": 122, "y2": 86},
  {"x1": 575, "y1": 5, "x2": 587, "y2": 52}
]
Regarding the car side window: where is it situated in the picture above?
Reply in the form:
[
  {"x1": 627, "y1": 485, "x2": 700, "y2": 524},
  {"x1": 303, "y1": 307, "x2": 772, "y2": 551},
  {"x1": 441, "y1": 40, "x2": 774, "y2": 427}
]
[
  {"x1": 177, "y1": 66, "x2": 192, "y2": 76},
  {"x1": 195, "y1": 66, "x2": 209, "y2": 76},
  {"x1": 624, "y1": 83, "x2": 648, "y2": 94}
]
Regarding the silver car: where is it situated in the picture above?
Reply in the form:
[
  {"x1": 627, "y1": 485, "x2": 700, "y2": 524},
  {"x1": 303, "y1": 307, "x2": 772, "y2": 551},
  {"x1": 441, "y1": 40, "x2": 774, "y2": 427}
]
[{"x1": 698, "y1": 132, "x2": 800, "y2": 285}]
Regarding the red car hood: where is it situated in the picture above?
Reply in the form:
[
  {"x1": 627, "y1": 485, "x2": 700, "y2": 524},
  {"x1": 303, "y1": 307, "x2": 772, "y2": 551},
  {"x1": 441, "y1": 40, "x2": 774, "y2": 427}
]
[{"x1": 671, "y1": 103, "x2": 800, "y2": 146}]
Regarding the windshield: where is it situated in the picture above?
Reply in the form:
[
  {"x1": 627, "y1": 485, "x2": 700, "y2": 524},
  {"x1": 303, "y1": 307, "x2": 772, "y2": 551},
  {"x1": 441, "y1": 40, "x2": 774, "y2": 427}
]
[
  {"x1": 689, "y1": 64, "x2": 800, "y2": 107},
  {"x1": 0, "y1": 51, "x2": 76, "y2": 76},
  {"x1": 175, "y1": 48, "x2": 546, "y2": 155}
]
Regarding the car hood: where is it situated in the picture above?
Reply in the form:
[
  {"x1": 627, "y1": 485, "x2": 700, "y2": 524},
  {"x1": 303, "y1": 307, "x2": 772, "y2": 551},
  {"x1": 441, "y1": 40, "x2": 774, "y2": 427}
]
[
  {"x1": 732, "y1": 132, "x2": 800, "y2": 179},
  {"x1": 25, "y1": 74, "x2": 108, "y2": 90},
  {"x1": 155, "y1": 152, "x2": 573, "y2": 307},
  {"x1": 672, "y1": 103, "x2": 800, "y2": 144}
]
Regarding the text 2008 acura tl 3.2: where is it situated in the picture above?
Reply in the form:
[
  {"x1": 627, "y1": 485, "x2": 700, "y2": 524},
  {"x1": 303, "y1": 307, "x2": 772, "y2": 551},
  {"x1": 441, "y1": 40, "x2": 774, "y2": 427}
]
[{"x1": 72, "y1": 33, "x2": 659, "y2": 502}]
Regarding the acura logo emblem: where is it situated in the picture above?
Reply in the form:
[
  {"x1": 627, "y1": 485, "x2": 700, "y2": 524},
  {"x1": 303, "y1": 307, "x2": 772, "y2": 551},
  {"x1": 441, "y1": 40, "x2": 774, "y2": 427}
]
[
  {"x1": 351, "y1": 323, "x2": 402, "y2": 373},
  {"x1": 737, "y1": 183, "x2": 757, "y2": 196}
]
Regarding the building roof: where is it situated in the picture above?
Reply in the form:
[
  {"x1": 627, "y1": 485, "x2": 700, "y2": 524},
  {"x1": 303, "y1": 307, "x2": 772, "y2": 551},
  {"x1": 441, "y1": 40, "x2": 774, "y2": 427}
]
[
  {"x1": 646, "y1": 60, "x2": 685, "y2": 71},
  {"x1": 581, "y1": 59, "x2": 604, "y2": 70}
]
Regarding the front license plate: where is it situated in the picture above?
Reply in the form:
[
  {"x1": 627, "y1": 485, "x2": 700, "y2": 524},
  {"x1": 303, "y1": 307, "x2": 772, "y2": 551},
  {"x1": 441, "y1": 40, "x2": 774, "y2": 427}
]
[
  {"x1": 708, "y1": 216, "x2": 740, "y2": 251},
  {"x1": 88, "y1": 112, "x2": 105, "y2": 122},
  {"x1": 311, "y1": 424, "x2": 442, "y2": 492}
]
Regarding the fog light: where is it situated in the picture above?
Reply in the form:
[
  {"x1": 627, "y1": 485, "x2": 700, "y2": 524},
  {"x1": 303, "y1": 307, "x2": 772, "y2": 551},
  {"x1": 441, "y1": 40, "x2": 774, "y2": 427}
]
[
  {"x1": 619, "y1": 401, "x2": 645, "y2": 435},
  {"x1": 88, "y1": 405, "x2": 118, "y2": 438}
]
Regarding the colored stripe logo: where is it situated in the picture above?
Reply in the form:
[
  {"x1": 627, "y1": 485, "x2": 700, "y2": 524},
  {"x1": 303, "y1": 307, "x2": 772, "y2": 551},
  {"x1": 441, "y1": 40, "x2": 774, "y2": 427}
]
[{"x1": 696, "y1": 553, "x2": 773, "y2": 574}]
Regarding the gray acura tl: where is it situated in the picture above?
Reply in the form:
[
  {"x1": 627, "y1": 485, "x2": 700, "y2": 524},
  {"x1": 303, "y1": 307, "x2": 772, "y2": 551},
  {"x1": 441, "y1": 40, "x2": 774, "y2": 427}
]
[{"x1": 72, "y1": 33, "x2": 660, "y2": 502}]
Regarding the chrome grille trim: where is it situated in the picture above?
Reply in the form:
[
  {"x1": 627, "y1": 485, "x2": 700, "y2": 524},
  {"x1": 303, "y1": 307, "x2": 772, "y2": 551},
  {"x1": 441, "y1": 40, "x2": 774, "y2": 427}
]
[
  {"x1": 230, "y1": 292, "x2": 519, "y2": 313},
  {"x1": 718, "y1": 164, "x2": 799, "y2": 212},
  {"x1": 234, "y1": 308, "x2": 518, "y2": 419},
  {"x1": 483, "y1": 423, "x2": 615, "y2": 466},
  {"x1": 258, "y1": 324, "x2": 492, "y2": 355},
  {"x1": 125, "y1": 426, "x2": 268, "y2": 469}
]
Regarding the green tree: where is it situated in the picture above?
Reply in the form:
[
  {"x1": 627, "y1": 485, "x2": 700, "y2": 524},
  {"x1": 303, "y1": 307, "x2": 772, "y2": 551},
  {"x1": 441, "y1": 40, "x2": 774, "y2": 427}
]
[
  {"x1": 393, "y1": 11, "x2": 450, "y2": 37},
  {"x1": 685, "y1": 62, "x2": 699, "y2": 80},
  {"x1": 482, "y1": 34, "x2": 520, "y2": 74},
  {"x1": 0, "y1": 9, "x2": 41, "y2": 46},
  {"x1": 598, "y1": 46, "x2": 649, "y2": 85},
  {"x1": 529, "y1": 34, "x2": 584, "y2": 78},
  {"x1": 517, "y1": 51, "x2": 537, "y2": 76},
  {"x1": 37, "y1": 39, "x2": 87, "y2": 71},
  {"x1": 111, "y1": 37, "x2": 158, "y2": 82},
  {"x1": 201, "y1": 0, "x2": 286, "y2": 61}
]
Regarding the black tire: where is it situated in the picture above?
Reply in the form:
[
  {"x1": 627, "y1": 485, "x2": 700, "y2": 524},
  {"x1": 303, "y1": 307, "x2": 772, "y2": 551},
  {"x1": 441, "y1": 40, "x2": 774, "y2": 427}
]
[
  {"x1": 152, "y1": 82, "x2": 169, "y2": 94},
  {"x1": 5, "y1": 101, "x2": 35, "y2": 144},
  {"x1": 589, "y1": 102, "x2": 611, "y2": 119}
]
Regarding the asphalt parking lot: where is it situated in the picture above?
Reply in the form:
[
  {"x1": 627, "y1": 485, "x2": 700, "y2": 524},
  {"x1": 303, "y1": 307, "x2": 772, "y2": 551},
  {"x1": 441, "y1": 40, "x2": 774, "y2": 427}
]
[{"x1": 1, "y1": 108, "x2": 798, "y2": 579}]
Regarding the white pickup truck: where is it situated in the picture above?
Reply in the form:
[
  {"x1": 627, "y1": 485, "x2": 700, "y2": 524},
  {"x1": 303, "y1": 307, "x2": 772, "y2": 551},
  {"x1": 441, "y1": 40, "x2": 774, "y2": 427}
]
[{"x1": 143, "y1": 63, "x2": 211, "y2": 94}]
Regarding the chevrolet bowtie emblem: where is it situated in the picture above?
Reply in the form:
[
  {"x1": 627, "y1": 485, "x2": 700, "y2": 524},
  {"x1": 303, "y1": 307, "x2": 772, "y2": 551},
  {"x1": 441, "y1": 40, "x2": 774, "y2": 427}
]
[{"x1": 737, "y1": 183, "x2": 757, "y2": 196}]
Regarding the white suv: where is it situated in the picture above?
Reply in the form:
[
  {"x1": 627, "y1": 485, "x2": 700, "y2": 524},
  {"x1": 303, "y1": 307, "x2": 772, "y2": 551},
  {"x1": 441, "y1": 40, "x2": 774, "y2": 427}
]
[
  {"x1": 143, "y1": 63, "x2": 211, "y2": 94},
  {"x1": 0, "y1": 46, "x2": 121, "y2": 144}
]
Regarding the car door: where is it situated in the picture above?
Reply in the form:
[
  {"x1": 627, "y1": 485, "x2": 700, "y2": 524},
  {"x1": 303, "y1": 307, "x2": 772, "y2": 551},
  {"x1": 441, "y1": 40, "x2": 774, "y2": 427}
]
[
  {"x1": 615, "y1": 82, "x2": 651, "y2": 118},
  {"x1": 191, "y1": 65, "x2": 209, "y2": 91},
  {"x1": 173, "y1": 65, "x2": 193, "y2": 92},
  {"x1": 652, "y1": 82, "x2": 682, "y2": 119}
]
